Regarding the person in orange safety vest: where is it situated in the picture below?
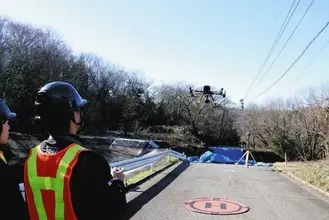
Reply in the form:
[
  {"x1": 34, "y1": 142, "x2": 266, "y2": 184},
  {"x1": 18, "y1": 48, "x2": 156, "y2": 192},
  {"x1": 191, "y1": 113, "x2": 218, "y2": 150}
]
[{"x1": 24, "y1": 81, "x2": 127, "y2": 220}]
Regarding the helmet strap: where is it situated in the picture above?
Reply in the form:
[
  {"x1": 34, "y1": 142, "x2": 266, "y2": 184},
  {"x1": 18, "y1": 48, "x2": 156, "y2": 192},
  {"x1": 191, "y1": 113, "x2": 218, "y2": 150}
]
[{"x1": 71, "y1": 109, "x2": 84, "y2": 127}]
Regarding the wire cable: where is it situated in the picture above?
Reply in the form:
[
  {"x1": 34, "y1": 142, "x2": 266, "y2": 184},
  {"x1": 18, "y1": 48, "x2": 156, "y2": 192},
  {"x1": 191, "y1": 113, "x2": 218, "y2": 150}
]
[
  {"x1": 243, "y1": 0, "x2": 299, "y2": 100},
  {"x1": 291, "y1": 39, "x2": 329, "y2": 86},
  {"x1": 248, "y1": 0, "x2": 315, "y2": 97},
  {"x1": 250, "y1": 20, "x2": 329, "y2": 102}
]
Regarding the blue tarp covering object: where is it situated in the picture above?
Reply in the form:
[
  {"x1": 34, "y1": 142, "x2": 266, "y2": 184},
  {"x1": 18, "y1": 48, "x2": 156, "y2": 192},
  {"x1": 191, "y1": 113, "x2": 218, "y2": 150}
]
[
  {"x1": 209, "y1": 146, "x2": 244, "y2": 161},
  {"x1": 187, "y1": 146, "x2": 274, "y2": 166}
]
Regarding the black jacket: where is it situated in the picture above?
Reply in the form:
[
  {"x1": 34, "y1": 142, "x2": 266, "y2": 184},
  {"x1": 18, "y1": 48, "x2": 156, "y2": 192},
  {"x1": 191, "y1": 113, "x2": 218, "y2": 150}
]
[
  {"x1": 28, "y1": 134, "x2": 127, "y2": 220},
  {"x1": 0, "y1": 152, "x2": 29, "y2": 220}
]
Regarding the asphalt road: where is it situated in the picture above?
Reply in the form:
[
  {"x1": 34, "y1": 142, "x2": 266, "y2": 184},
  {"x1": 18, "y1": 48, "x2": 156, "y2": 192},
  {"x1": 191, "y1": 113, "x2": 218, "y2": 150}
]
[{"x1": 123, "y1": 161, "x2": 329, "y2": 220}]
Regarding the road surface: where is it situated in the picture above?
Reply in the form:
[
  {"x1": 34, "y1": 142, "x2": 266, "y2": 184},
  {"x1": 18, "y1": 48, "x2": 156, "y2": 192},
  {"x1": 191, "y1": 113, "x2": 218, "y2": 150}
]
[{"x1": 123, "y1": 161, "x2": 329, "y2": 220}]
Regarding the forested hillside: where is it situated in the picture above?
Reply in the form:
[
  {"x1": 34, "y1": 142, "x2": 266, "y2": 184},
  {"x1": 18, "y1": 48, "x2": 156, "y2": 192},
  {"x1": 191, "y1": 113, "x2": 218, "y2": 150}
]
[{"x1": 1, "y1": 17, "x2": 328, "y2": 161}]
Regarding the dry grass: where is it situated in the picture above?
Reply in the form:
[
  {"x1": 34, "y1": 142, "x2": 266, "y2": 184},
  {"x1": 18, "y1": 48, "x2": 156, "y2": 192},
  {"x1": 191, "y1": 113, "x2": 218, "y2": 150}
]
[
  {"x1": 274, "y1": 159, "x2": 329, "y2": 192},
  {"x1": 125, "y1": 156, "x2": 179, "y2": 185}
]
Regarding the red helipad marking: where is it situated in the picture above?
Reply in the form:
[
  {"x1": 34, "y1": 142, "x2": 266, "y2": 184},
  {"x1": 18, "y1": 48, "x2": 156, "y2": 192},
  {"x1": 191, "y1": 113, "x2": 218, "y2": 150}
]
[{"x1": 184, "y1": 198, "x2": 250, "y2": 215}]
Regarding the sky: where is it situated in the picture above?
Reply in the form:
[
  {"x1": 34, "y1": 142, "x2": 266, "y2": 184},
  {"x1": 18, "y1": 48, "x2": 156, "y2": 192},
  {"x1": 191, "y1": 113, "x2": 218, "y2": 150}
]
[{"x1": 0, "y1": 0, "x2": 328, "y2": 107}]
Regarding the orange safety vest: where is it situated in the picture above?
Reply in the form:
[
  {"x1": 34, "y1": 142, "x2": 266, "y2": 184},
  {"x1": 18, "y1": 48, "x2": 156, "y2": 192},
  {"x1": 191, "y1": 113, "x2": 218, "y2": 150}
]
[{"x1": 24, "y1": 143, "x2": 87, "y2": 220}]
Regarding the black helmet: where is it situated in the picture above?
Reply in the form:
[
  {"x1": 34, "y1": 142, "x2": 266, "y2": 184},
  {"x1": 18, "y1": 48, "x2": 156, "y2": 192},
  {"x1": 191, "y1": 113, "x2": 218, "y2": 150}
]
[
  {"x1": 0, "y1": 99, "x2": 16, "y2": 125},
  {"x1": 35, "y1": 81, "x2": 87, "y2": 131},
  {"x1": 35, "y1": 81, "x2": 87, "y2": 111}
]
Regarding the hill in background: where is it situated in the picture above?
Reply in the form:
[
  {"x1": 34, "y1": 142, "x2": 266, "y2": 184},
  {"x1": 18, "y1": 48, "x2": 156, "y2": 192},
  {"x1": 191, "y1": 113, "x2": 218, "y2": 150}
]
[{"x1": 4, "y1": 125, "x2": 283, "y2": 166}]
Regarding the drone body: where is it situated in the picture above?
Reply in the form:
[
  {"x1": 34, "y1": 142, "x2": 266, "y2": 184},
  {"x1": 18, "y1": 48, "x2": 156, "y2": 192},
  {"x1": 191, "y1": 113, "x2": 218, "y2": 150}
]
[{"x1": 189, "y1": 85, "x2": 226, "y2": 103}]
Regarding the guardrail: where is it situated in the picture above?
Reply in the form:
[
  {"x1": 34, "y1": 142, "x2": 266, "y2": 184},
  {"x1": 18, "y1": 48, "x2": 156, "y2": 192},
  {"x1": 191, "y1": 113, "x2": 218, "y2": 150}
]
[
  {"x1": 110, "y1": 148, "x2": 186, "y2": 172},
  {"x1": 19, "y1": 148, "x2": 186, "y2": 200}
]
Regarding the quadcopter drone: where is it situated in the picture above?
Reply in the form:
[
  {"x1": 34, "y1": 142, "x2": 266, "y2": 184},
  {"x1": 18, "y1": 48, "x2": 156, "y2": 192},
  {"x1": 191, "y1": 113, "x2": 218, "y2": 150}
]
[{"x1": 189, "y1": 85, "x2": 226, "y2": 103}]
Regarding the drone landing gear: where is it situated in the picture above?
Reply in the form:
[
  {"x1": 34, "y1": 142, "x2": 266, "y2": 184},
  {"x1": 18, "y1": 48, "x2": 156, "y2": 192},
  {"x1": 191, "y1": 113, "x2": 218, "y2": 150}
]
[{"x1": 199, "y1": 94, "x2": 214, "y2": 103}]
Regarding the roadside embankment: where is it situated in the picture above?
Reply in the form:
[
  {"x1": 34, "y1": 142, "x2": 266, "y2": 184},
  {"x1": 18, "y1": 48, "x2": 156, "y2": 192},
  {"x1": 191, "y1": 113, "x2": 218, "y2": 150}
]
[{"x1": 274, "y1": 159, "x2": 329, "y2": 195}]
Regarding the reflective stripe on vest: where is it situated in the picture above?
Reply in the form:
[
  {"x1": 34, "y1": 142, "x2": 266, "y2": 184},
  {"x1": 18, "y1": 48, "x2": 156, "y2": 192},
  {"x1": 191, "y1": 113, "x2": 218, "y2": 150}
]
[
  {"x1": 25, "y1": 144, "x2": 85, "y2": 220},
  {"x1": 0, "y1": 151, "x2": 6, "y2": 164}
]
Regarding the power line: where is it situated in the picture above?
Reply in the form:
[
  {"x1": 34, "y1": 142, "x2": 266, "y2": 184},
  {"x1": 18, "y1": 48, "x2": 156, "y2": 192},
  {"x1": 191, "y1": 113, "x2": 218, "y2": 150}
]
[
  {"x1": 250, "y1": 20, "x2": 329, "y2": 102},
  {"x1": 243, "y1": 0, "x2": 299, "y2": 100},
  {"x1": 248, "y1": 0, "x2": 315, "y2": 96},
  {"x1": 291, "y1": 39, "x2": 329, "y2": 86}
]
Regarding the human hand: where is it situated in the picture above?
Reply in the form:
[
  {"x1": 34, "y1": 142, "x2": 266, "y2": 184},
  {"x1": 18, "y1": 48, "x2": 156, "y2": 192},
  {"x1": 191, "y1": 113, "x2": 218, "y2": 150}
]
[{"x1": 111, "y1": 167, "x2": 125, "y2": 182}]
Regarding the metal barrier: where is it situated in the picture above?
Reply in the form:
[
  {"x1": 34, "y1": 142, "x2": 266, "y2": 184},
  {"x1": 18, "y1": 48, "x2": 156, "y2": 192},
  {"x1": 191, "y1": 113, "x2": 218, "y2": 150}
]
[
  {"x1": 19, "y1": 149, "x2": 186, "y2": 199},
  {"x1": 110, "y1": 149, "x2": 186, "y2": 172}
]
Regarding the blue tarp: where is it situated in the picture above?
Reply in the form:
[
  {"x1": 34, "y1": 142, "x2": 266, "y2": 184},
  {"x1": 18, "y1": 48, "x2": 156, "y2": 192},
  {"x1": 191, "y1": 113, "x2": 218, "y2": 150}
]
[
  {"x1": 187, "y1": 147, "x2": 256, "y2": 165},
  {"x1": 209, "y1": 146, "x2": 244, "y2": 161},
  {"x1": 187, "y1": 156, "x2": 199, "y2": 162}
]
